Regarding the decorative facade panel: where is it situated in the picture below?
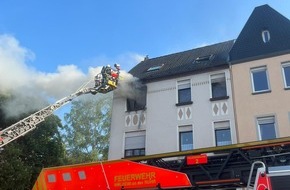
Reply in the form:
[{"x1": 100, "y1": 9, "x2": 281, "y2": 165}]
[
  {"x1": 212, "y1": 101, "x2": 229, "y2": 116},
  {"x1": 177, "y1": 106, "x2": 192, "y2": 120},
  {"x1": 125, "y1": 112, "x2": 146, "y2": 127}
]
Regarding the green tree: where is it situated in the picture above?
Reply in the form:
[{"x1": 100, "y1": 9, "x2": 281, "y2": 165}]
[
  {"x1": 0, "y1": 95, "x2": 66, "y2": 189},
  {"x1": 18, "y1": 115, "x2": 66, "y2": 188},
  {"x1": 62, "y1": 95, "x2": 112, "y2": 164}
]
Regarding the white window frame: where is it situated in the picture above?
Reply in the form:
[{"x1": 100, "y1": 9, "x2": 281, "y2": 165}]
[
  {"x1": 177, "y1": 79, "x2": 192, "y2": 104},
  {"x1": 250, "y1": 66, "x2": 270, "y2": 93},
  {"x1": 256, "y1": 116, "x2": 277, "y2": 141},
  {"x1": 210, "y1": 72, "x2": 227, "y2": 99},
  {"x1": 178, "y1": 125, "x2": 193, "y2": 151},
  {"x1": 262, "y1": 30, "x2": 270, "y2": 43},
  {"x1": 213, "y1": 120, "x2": 232, "y2": 146},
  {"x1": 124, "y1": 131, "x2": 146, "y2": 157},
  {"x1": 282, "y1": 62, "x2": 290, "y2": 89}
]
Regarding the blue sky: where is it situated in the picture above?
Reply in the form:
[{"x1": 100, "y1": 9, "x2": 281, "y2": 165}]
[
  {"x1": 0, "y1": 1, "x2": 290, "y2": 120},
  {"x1": 1, "y1": 1, "x2": 290, "y2": 72}
]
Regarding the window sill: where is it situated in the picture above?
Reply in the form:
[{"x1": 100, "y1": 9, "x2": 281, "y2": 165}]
[
  {"x1": 210, "y1": 96, "x2": 229, "y2": 101},
  {"x1": 252, "y1": 90, "x2": 271, "y2": 95},
  {"x1": 176, "y1": 101, "x2": 193, "y2": 106},
  {"x1": 284, "y1": 87, "x2": 290, "y2": 90},
  {"x1": 126, "y1": 107, "x2": 147, "y2": 112}
]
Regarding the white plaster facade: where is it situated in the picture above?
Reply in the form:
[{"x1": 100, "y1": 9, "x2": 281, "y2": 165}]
[{"x1": 108, "y1": 69, "x2": 236, "y2": 160}]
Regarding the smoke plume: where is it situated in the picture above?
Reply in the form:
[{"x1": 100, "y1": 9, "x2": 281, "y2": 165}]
[
  {"x1": 115, "y1": 71, "x2": 145, "y2": 99},
  {"x1": 0, "y1": 34, "x2": 144, "y2": 118},
  {"x1": 0, "y1": 34, "x2": 101, "y2": 118}
]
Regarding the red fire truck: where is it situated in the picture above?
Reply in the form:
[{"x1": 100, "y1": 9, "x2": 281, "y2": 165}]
[{"x1": 33, "y1": 137, "x2": 290, "y2": 190}]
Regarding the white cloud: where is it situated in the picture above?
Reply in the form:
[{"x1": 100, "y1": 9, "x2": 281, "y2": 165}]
[
  {"x1": 0, "y1": 34, "x2": 143, "y2": 118},
  {"x1": 0, "y1": 34, "x2": 98, "y2": 118}
]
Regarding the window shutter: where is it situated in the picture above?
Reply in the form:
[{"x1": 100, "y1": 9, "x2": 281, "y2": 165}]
[{"x1": 125, "y1": 136, "x2": 145, "y2": 149}]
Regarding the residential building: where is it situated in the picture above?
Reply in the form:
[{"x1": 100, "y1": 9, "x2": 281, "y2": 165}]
[
  {"x1": 108, "y1": 4, "x2": 290, "y2": 160},
  {"x1": 229, "y1": 4, "x2": 290, "y2": 142},
  {"x1": 108, "y1": 40, "x2": 236, "y2": 160}
]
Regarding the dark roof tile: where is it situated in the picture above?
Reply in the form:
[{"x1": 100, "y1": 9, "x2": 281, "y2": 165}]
[
  {"x1": 230, "y1": 4, "x2": 290, "y2": 64},
  {"x1": 130, "y1": 40, "x2": 234, "y2": 81}
]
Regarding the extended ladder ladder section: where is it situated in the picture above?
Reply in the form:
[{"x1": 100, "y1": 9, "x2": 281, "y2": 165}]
[{"x1": 0, "y1": 88, "x2": 92, "y2": 148}]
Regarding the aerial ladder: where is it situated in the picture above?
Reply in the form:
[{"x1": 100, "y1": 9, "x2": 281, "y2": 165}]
[{"x1": 0, "y1": 64, "x2": 120, "y2": 148}]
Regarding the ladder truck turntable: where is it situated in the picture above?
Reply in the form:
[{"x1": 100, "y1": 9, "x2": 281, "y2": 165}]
[{"x1": 1, "y1": 64, "x2": 290, "y2": 189}]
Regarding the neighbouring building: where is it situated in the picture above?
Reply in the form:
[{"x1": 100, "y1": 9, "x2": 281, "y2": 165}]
[
  {"x1": 108, "y1": 4, "x2": 290, "y2": 160},
  {"x1": 229, "y1": 4, "x2": 290, "y2": 143}
]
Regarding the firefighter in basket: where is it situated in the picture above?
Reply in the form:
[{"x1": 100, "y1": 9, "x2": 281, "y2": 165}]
[{"x1": 92, "y1": 64, "x2": 120, "y2": 94}]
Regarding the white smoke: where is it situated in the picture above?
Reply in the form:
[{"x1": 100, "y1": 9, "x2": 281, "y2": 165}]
[
  {"x1": 115, "y1": 71, "x2": 145, "y2": 99},
  {"x1": 0, "y1": 34, "x2": 101, "y2": 118},
  {"x1": 0, "y1": 34, "x2": 144, "y2": 118}
]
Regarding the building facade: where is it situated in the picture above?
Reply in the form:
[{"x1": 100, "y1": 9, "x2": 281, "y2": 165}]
[
  {"x1": 108, "y1": 4, "x2": 290, "y2": 160},
  {"x1": 229, "y1": 5, "x2": 290, "y2": 143},
  {"x1": 108, "y1": 41, "x2": 237, "y2": 160}
]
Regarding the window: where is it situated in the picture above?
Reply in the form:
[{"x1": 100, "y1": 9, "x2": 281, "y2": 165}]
[
  {"x1": 179, "y1": 131, "x2": 193, "y2": 151},
  {"x1": 282, "y1": 63, "x2": 290, "y2": 89},
  {"x1": 62, "y1": 173, "x2": 72, "y2": 181},
  {"x1": 47, "y1": 174, "x2": 56, "y2": 183},
  {"x1": 262, "y1": 30, "x2": 270, "y2": 43},
  {"x1": 124, "y1": 131, "x2": 145, "y2": 157},
  {"x1": 214, "y1": 121, "x2": 232, "y2": 146},
  {"x1": 127, "y1": 84, "x2": 147, "y2": 112},
  {"x1": 210, "y1": 73, "x2": 227, "y2": 100},
  {"x1": 78, "y1": 171, "x2": 86, "y2": 180},
  {"x1": 257, "y1": 116, "x2": 276, "y2": 140},
  {"x1": 177, "y1": 79, "x2": 192, "y2": 105},
  {"x1": 194, "y1": 54, "x2": 214, "y2": 63},
  {"x1": 251, "y1": 67, "x2": 270, "y2": 93},
  {"x1": 179, "y1": 125, "x2": 193, "y2": 151},
  {"x1": 147, "y1": 65, "x2": 163, "y2": 72}
]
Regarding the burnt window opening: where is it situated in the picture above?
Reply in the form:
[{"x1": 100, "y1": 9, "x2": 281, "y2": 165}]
[{"x1": 127, "y1": 84, "x2": 147, "y2": 112}]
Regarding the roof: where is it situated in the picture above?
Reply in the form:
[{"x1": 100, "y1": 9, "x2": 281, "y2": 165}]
[
  {"x1": 129, "y1": 40, "x2": 234, "y2": 82},
  {"x1": 230, "y1": 4, "x2": 290, "y2": 64}
]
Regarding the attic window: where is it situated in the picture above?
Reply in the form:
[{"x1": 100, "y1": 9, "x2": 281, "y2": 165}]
[
  {"x1": 262, "y1": 30, "x2": 270, "y2": 43},
  {"x1": 146, "y1": 65, "x2": 163, "y2": 72},
  {"x1": 195, "y1": 54, "x2": 214, "y2": 63}
]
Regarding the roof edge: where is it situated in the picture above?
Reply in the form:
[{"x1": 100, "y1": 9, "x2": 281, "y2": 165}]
[{"x1": 230, "y1": 49, "x2": 290, "y2": 65}]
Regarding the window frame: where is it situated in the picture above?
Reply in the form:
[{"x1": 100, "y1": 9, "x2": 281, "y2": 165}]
[
  {"x1": 250, "y1": 66, "x2": 271, "y2": 94},
  {"x1": 210, "y1": 72, "x2": 228, "y2": 101},
  {"x1": 256, "y1": 116, "x2": 277, "y2": 141},
  {"x1": 282, "y1": 62, "x2": 290, "y2": 89},
  {"x1": 126, "y1": 85, "x2": 147, "y2": 112},
  {"x1": 214, "y1": 121, "x2": 232, "y2": 146},
  {"x1": 179, "y1": 130, "x2": 193, "y2": 151},
  {"x1": 176, "y1": 79, "x2": 193, "y2": 106},
  {"x1": 262, "y1": 30, "x2": 271, "y2": 43},
  {"x1": 124, "y1": 131, "x2": 146, "y2": 158}
]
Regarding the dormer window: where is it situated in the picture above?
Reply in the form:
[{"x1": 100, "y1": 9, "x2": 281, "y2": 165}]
[
  {"x1": 146, "y1": 64, "x2": 164, "y2": 72},
  {"x1": 194, "y1": 54, "x2": 214, "y2": 63},
  {"x1": 262, "y1": 30, "x2": 270, "y2": 43}
]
